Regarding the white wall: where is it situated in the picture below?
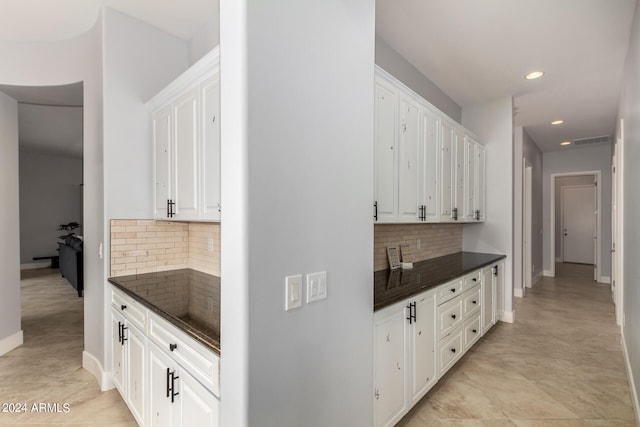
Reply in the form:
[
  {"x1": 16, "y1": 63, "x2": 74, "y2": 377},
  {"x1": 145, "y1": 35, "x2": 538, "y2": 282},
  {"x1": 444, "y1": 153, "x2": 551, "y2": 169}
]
[
  {"x1": 220, "y1": 0, "x2": 375, "y2": 425},
  {"x1": 375, "y1": 35, "x2": 461, "y2": 123},
  {"x1": 618, "y1": 0, "x2": 640, "y2": 415},
  {"x1": 523, "y1": 130, "x2": 543, "y2": 280},
  {"x1": 101, "y1": 7, "x2": 190, "y2": 380},
  {"x1": 542, "y1": 144, "x2": 612, "y2": 279},
  {"x1": 554, "y1": 175, "x2": 595, "y2": 260},
  {"x1": 19, "y1": 150, "x2": 82, "y2": 265},
  {"x1": 0, "y1": 91, "x2": 22, "y2": 354},
  {"x1": 462, "y1": 97, "x2": 514, "y2": 319},
  {"x1": 189, "y1": 15, "x2": 219, "y2": 65},
  {"x1": 0, "y1": 20, "x2": 104, "y2": 371}
]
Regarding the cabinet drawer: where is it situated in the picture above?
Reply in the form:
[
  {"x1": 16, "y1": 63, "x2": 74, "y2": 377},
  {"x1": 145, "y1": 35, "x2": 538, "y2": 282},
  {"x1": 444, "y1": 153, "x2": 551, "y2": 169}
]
[
  {"x1": 112, "y1": 287, "x2": 147, "y2": 332},
  {"x1": 437, "y1": 328, "x2": 463, "y2": 377},
  {"x1": 463, "y1": 313, "x2": 482, "y2": 351},
  {"x1": 463, "y1": 271, "x2": 481, "y2": 291},
  {"x1": 148, "y1": 313, "x2": 220, "y2": 397},
  {"x1": 436, "y1": 296, "x2": 463, "y2": 340},
  {"x1": 462, "y1": 286, "x2": 481, "y2": 317},
  {"x1": 437, "y1": 279, "x2": 463, "y2": 304}
]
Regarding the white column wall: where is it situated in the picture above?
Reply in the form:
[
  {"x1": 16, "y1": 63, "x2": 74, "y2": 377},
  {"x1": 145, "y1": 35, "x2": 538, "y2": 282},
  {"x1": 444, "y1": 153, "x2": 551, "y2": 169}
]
[{"x1": 220, "y1": 0, "x2": 375, "y2": 425}]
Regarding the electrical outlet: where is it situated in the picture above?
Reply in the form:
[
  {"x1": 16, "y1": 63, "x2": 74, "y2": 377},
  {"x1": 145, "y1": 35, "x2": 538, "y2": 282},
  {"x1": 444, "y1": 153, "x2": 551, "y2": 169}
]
[
  {"x1": 417, "y1": 239, "x2": 421, "y2": 250},
  {"x1": 208, "y1": 237, "x2": 214, "y2": 252}
]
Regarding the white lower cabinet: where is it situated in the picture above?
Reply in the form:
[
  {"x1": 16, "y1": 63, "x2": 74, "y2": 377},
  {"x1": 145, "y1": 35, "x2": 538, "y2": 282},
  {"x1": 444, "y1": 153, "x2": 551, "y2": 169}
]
[
  {"x1": 374, "y1": 289, "x2": 436, "y2": 427},
  {"x1": 374, "y1": 263, "x2": 502, "y2": 426},
  {"x1": 111, "y1": 286, "x2": 219, "y2": 427}
]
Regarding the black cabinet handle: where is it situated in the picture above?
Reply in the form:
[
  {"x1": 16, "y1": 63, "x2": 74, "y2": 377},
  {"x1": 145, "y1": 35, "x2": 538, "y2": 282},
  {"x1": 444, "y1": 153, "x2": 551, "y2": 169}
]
[
  {"x1": 472, "y1": 300, "x2": 477, "y2": 304},
  {"x1": 117, "y1": 321, "x2": 122, "y2": 344},
  {"x1": 472, "y1": 278, "x2": 477, "y2": 282},
  {"x1": 493, "y1": 265, "x2": 498, "y2": 276},
  {"x1": 451, "y1": 348, "x2": 456, "y2": 354},
  {"x1": 166, "y1": 367, "x2": 171, "y2": 398},
  {"x1": 451, "y1": 314, "x2": 456, "y2": 320},
  {"x1": 170, "y1": 371, "x2": 180, "y2": 403},
  {"x1": 472, "y1": 329, "x2": 477, "y2": 334},
  {"x1": 450, "y1": 288, "x2": 456, "y2": 293},
  {"x1": 169, "y1": 343, "x2": 178, "y2": 352},
  {"x1": 120, "y1": 305, "x2": 127, "y2": 310},
  {"x1": 373, "y1": 201, "x2": 378, "y2": 221},
  {"x1": 452, "y1": 207, "x2": 458, "y2": 221},
  {"x1": 405, "y1": 302, "x2": 417, "y2": 324},
  {"x1": 411, "y1": 302, "x2": 416, "y2": 323}
]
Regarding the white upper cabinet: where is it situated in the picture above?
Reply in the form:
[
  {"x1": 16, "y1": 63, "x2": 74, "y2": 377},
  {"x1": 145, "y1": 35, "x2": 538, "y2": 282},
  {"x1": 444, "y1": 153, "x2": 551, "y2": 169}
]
[
  {"x1": 439, "y1": 120, "x2": 454, "y2": 220},
  {"x1": 422, "y1": 109, "x2": 440, "y2": 221},
  {"x1": 374, "y1": 78, "x2": 399, "y2": 223},
  {"x1": 374, "y1": 67, "x2": 486, "y2": 223},
  {"x1": 398, "y1": 95, "x2": 422, "y2": 222},
  {"x1": 476, "y1": 144, "x2": 487, "y2": 221},
  {"x1": 148, "y1": 47, "x2": 220, "y2": 222}
]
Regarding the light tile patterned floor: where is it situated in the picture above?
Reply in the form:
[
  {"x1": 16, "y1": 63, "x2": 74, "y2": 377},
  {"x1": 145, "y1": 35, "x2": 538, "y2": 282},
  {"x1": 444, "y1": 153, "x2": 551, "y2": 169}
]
[
  {"x1": 397, "y1": 263, "x2": 637, "y2": 426},
  {"x1": 0, "y1": 268, "x2": 136, "y2": 426}
]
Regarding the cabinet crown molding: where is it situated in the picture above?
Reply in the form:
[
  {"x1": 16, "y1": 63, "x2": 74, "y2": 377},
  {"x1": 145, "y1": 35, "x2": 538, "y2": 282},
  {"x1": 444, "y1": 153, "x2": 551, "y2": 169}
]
[{"x1": 147, "y1": 45, "x2": 220, "y2": 112}]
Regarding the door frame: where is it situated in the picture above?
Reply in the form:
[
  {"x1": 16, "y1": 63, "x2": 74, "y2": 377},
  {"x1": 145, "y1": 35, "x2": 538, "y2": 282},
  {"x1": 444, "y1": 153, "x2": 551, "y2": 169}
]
[
  {"x1": 522, "y1": 160, "x2": 533, "y2": 291},
  {"x1": 549, "y1": 170, "x2": 602, "y2": 280},
  {"x1": 613, "y1": 120, "x2": 624, "y2": 326}
]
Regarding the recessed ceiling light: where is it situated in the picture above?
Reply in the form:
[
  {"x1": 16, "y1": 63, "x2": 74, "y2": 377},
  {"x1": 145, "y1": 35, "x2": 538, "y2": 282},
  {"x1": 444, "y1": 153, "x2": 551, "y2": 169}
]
[
  {"x1": 551, "y1": 120, "x2": 564, "y2": 125},
  {"x1": 561, "y1": 141, "x2": 571, "y2": 146},
  {"x1": 525, "y1": 71, "x2": 544, "y2": 80}
]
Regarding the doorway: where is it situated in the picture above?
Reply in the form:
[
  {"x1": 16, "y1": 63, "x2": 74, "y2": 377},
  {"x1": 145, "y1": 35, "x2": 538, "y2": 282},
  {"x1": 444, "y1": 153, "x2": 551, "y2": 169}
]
[
  {"x1": 550, "y1": 172, "x2": 601, "y2": 280},
  {"x1": 522, "y1": 161, "x2": 533, "y2": 293}
]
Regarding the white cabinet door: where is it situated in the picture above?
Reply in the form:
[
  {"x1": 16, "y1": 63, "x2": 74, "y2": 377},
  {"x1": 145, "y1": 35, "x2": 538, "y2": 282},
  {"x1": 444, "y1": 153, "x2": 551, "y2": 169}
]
[
  {"x1": 476, "y1": 144, "x2": 486, "y2": 221},
  {"x1": 374, "y1": 78, "x2": 398, "y2": 223},
  {"x1": 373, "y1": 302, "x2": 407, "y2": 427},
  {"x1": 440, "y1": 121, "x2": 454, "y2": 219},
  {"x1": 111, "y1": 309, "x2": 126, "y2": 395},
  {"x1": 127, "y1": 325, "x2": 146, "y2": 426},
  {"x1": 453, "y1": 130, "x2": 465, "y2": 221},
  {"x1": 464, "y1": 138, "x2": 476, "y2": 221},
  {"x1": 398, "y1": 96, "x2": 422, "y2": 222},
  {"x1": 200, "y1": 74, "x2": 221, "y2": 221},
  {"x1": 153, "y1": 106, "x2": 172, "y2": 219},
  {"x1": 179, "y1": 369, "x2": 220, "y2": 427},
  {"x1": 408, "y1": 290, "x2": 436, "y2": 405},
  {"x1": 149, "y1": 343, "x2": 180, "y2": 427},
  {"x1": 481, "y1": 267, "x2": 495, "y2": 334},
  {"x1": 172, "y1": 88, "x2": 200, "y2": 220},
  {"x1": 422, "y1": 109, "x2": 440, "y2": 221}
]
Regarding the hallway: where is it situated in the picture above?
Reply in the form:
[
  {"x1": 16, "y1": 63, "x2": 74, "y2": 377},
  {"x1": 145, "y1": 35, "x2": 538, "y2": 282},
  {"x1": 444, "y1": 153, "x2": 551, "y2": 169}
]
[
  {"x1": 0, "y1": 268, "x2": 135, "y2": 425},
  {"x1": 398, "y1": 264, "x2": 637, "y2": 426}
]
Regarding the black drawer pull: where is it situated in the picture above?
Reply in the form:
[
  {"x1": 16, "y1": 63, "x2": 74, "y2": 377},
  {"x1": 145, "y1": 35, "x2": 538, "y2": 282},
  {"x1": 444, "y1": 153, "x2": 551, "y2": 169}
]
[
  {"x1": 472, "y1": 300, "x2": 477, "y2": 304},
  {"x1": 121, "y1": 304, "x2": 127, "y2": 310},
  {"x1": 472, "y1": 329, "x2": 477, "y2": 334},
  {"x1": 450, "y1": 288, "x2": 456, "y2": 293},
  {"x1": 451, "y1": 314, "x2": 456, "y2": 319},
  {"x1": 451, "y1": 348, "x2": 456, "y2": 354},
  {"x1": 169, "y1": 343, "x2": 178, "y2": 352}
]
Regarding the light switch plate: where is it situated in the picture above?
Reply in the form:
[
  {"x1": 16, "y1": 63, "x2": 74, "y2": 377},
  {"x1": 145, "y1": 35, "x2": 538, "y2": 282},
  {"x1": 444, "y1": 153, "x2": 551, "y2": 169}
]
[
  {"x1": 307, "y1": 271, "x2": 327, "y2": 303},
  {"x1": 285, "y1": 275, "x2": 302, "y2": 311}
]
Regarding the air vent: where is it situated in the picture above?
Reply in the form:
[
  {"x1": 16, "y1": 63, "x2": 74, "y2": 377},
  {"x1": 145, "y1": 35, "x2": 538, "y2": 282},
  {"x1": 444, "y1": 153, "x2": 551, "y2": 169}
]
[{"x1": 573, "y1": 135, "x2": 611, "y2": 145}]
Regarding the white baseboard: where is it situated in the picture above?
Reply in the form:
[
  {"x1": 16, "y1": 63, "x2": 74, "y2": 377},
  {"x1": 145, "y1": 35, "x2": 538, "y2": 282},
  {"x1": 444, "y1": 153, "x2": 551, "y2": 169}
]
[
  {"x1": 532, "y1": 272, "x2": 543, "y2": 286},
  {"x1": 498, "y1": 310, "x2": 515, "y2": 323},
  {"x1": 0, "y1": 330, "x2": 23, "y2": 356},
  {"x1": 514, "y1": 288, "x2": 524, "y2": 298},
  {"x1": 599, "y1": 276, "x2": 611, "y2": 284},
  {"x1": 20, "y1": 262, "x2": 51, "y2": 270},
  {"x1": 543, "y1": 269, "x2": 555, "y2": 277},
  {"x1": 83, "y1": 351, "x2": 114, "y2": 391},
  {"x1": 621, "y1": 330, "x2": 640, "y2": 425}
]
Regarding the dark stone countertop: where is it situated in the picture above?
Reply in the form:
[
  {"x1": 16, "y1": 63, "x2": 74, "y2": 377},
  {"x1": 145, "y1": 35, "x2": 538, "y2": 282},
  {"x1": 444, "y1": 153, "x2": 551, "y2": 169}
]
[
  {"x1": 374, "y1": 252, "x2": 506, "y2": 311},
  {"x1": 108, "y1": 268, "x2": 220, "y2": 355}
]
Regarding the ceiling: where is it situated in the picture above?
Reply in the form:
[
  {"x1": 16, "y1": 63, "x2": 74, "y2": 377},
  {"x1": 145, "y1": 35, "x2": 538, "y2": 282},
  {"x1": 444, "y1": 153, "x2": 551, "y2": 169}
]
[
  {"x1": 0, "y1": 1, "x2": 634, "y2": 154},
  {"x1": 0, "y1": 83, "x2": 84, "y2": 158},
  {"x1": 376, "y1": 0, "x2": 637, "y2": 152}
]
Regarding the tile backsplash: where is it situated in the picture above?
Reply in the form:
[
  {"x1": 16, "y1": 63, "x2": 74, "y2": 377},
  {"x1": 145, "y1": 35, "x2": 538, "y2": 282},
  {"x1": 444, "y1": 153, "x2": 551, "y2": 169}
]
[
  {"x1": 110, "y1": 220, "x2": 220, "y2": 277},
  {"x1": 374, "y1": 223, "x2": 462, "y2": 271}
]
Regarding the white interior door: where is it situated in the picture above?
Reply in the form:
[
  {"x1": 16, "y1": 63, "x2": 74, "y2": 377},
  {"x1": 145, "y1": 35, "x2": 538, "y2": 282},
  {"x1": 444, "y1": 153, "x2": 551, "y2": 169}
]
[{"x1": 562, "y1": 185, "x2": 596, "y2": 264}]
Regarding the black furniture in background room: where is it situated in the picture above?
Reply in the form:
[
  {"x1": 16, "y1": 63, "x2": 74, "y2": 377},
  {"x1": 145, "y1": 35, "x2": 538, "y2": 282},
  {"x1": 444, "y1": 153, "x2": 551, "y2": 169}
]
[{"x1": 58, "y1": 235, "x2": 83, "y2": 297}]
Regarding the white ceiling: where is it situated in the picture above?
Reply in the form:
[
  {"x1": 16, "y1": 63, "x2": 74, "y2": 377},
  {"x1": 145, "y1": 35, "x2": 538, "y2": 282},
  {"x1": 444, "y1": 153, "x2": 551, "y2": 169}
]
[
  {"x1": 0, "y1": 1, "x2": 634, "y2": 154},
  {"x1": 376, "y1": 0, "x2": 637, "y2": 152},
  {"x1": 0, "y1": 83, "x2": 84, "y2": 158}
]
